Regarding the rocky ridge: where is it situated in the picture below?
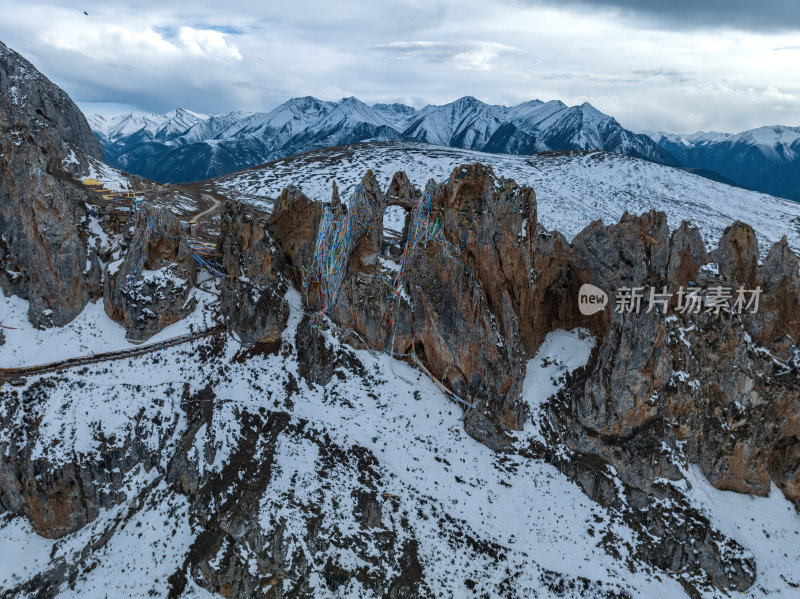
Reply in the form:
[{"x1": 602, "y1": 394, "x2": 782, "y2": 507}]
[{"x1": 2, "y1": 160, "x2": 798, "y2": 596}]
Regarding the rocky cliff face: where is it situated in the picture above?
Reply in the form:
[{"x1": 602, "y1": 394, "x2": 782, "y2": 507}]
[
  {"x1": 0, "y1": 41, "x2": 204, "y2": 342},
  {"x1": 0, "y1": 41, "x2": 104, "y2": 327},
  {"x1": 0, "y1": 42, "x2": 102, "y2": 161},
  {"x1": 241, "y1": 162, "x2": 798, "y2": 593},
  {"x1": 218, "y1": 201, "x2": 289, "y2": 346},
  {"x1": 255, "y1": 163, "x2": 800, "y2": 510}
]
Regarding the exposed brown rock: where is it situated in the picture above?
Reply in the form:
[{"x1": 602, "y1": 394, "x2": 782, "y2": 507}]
[
  {"x1": 526, "y1": 226, "x2": 576, "y2": 351},
  {"x1": 565, "y1": 214, "x2": 800, "y2": 509},
  {"x1": 103, "y1": 203, "x2": 196, "y2": 342},
  {"x1": 267, "y1": 185, "x2": 322, "y2": 289},
  {"x1": 667, "y1": 220, "x2": 708, "y2": 286},
  {"x1": 308, "y1": 165, "x2": 539, "y2": 448},
  {"x1": 568, "y1": 210, "x2": 673, "y2": 339},
  {"x1": 320, "y1": 170, "x2": 399, "y2": 357},
  {"x1": 571, "y1": 210, "x2": 671, "y2": 290},
  {"x1": 744, "y1": 236, "x2": 800, "y2": 348},
  {"x1": 578, "y1": 310, "x2": 670, "y2": 436},
  {"x1": 218, "y1": 201, "x2": 289, "y2": 345},
  {"x1": 385, "y1": 170, "x2": 419, "y2": 208},
  {"x1": 710, "y1": 220, "x2": 759, "y2": 287},
  {"x1": 347, "y1": 170, "x2": 387, "y2": 275}
]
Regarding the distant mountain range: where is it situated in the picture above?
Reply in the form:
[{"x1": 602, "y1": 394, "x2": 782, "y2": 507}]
[
  {"x1": 643, "y1": 128, "x2": 800, "y2": 202},
  {"x1": 87, "y1": 97, "x2": 800, "y2": 202},
  {"x1": 87, "y1": 96, "x2": 677, "y2": 184}
]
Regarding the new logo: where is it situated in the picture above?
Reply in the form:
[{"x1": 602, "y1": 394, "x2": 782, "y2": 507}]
[{"x1": 578, "y1": 284, "x2": 608, "y2": 316}]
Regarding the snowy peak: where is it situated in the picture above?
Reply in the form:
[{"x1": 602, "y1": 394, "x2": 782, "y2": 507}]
[
  {"x1": 370, "y1": 102, "x2": 417, "y2": 127},
  {"x1": 267, "y1": 95, "x2": 336, "y2": 126},
  {"x1": 179, "y1": 111, "x2": 253, "y2": 145},
  {"x1": 504, "y1": 99, "x2": 545, "y2": 120},
  {"x1": 649, "y1": 125, "x2": 800, "y2": 201},
  {"x1": 87, "y1": 95, "x2": 676, "y2": 183},
  {"x1": 154, "y1": 107, "x2": 209, "y2": 142},
  {"x1": 730, "y1": 125, "x2": 800, "y2": 150},
  {"x1": 98, "y1": 111, "x2": 165, "y2": 141},
  {"x1": 508, "y1": 99, "x2": 569, "y2": 129},
  {"x1": 578, "y1": 101, "x2": 610, "y2": 124},
  {"x1": 320, "y1": 96, "x2": 388, "y2": 128},
  {"x1": 402, "y1": 95, "x2": 507, "y2": 147},
  {"x1": 89, "y1": 108, "x2": 211, "y2": 145},
  {"x1": 216, "y1": 96, "x2": 336, "y2": 140},
  {"x1": 297, "y1": 96, "x2": 403, "y2": 149},
  {"x1": 165, "y1": 106, "x2": 208, "y2": 120}
]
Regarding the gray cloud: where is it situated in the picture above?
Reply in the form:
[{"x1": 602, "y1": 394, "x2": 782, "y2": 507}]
[
  {"x1": 631, "y1": 69, "x2": 693, "y2": 84},
  {"x1": 0, "y1": 0, "x2": 797, "y2": 133},
  {"x1": 375, "y1": 41, "x2": 471, "y2": 63},
  {"x1": 374, "y1": 41, "x2": 518, "y2": 71},
  {"x1": 516, "y1": 0, "x2": 800, "y2": 32}
]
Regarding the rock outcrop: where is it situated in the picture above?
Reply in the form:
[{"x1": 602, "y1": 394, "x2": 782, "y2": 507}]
[
  {"x1": 103, "y1": 203, "x2": 196, "y2": 342},
  {"x1": 385, "y1": 170, "x2": 419, "y2": 208},
  {"x1": 270, "y1": 166, "x2": 542, "y2": 449},
  {"x1": 267, "y1": 185, "x2": 322, "y2": 289},
  {"x1": 218, "y1": 201, "x2": 289, "y2": 346},
  {"x1": 561, "y1": 213, "x2": 800, "y2": 509},
  {"x1": 744, "y1": 236, "x2": 800, "y2": 351},
  {"x1": 710, "y1": 221, "x2": 759, "y2": 288},
  {"x1": 263, "y1": 169, "x2": 800, "y2": 591},
  {"x1": 0, "y1": 41, "x2": 104, "y2": 327}
]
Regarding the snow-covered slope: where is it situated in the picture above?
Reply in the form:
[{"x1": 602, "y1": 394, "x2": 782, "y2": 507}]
[
  {"x1": 211, "y1": 142, "x2": 800, "y2": 256},
  {"x1": 3, "y1": 287, "x2": 798, "y2": 598}
]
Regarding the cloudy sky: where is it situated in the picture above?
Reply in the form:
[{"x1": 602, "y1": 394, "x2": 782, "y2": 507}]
[{"x1": 1, "y1": 0, "x2": 798, "y2": 133}]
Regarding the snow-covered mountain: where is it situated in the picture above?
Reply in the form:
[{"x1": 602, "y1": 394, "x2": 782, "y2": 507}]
[
  {"x1": 87, "y1": 107, "x2": 209, "y2": 147},
  {"x1": 645, "y1": 126, "x2": 800, "y2": 201},
  {"x1": 88, "y1": 96, "x2": 676, "y2": 184}
]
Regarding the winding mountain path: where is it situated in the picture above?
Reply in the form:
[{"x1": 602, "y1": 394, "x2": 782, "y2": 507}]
[{"x1": 192, "y1": 193, "x2": 220, "y2": 222}]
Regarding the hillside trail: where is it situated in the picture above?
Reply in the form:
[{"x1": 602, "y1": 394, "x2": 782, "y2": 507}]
[
  {"x1": 192, "y1": 193, "x2": 220, "y2": 222},
  {"x1": 0, "y1": 324, "x2": 225, "y2": 382},
  {"x1": 0, "y1": 194, "x2": 228, "y2": 373}
]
